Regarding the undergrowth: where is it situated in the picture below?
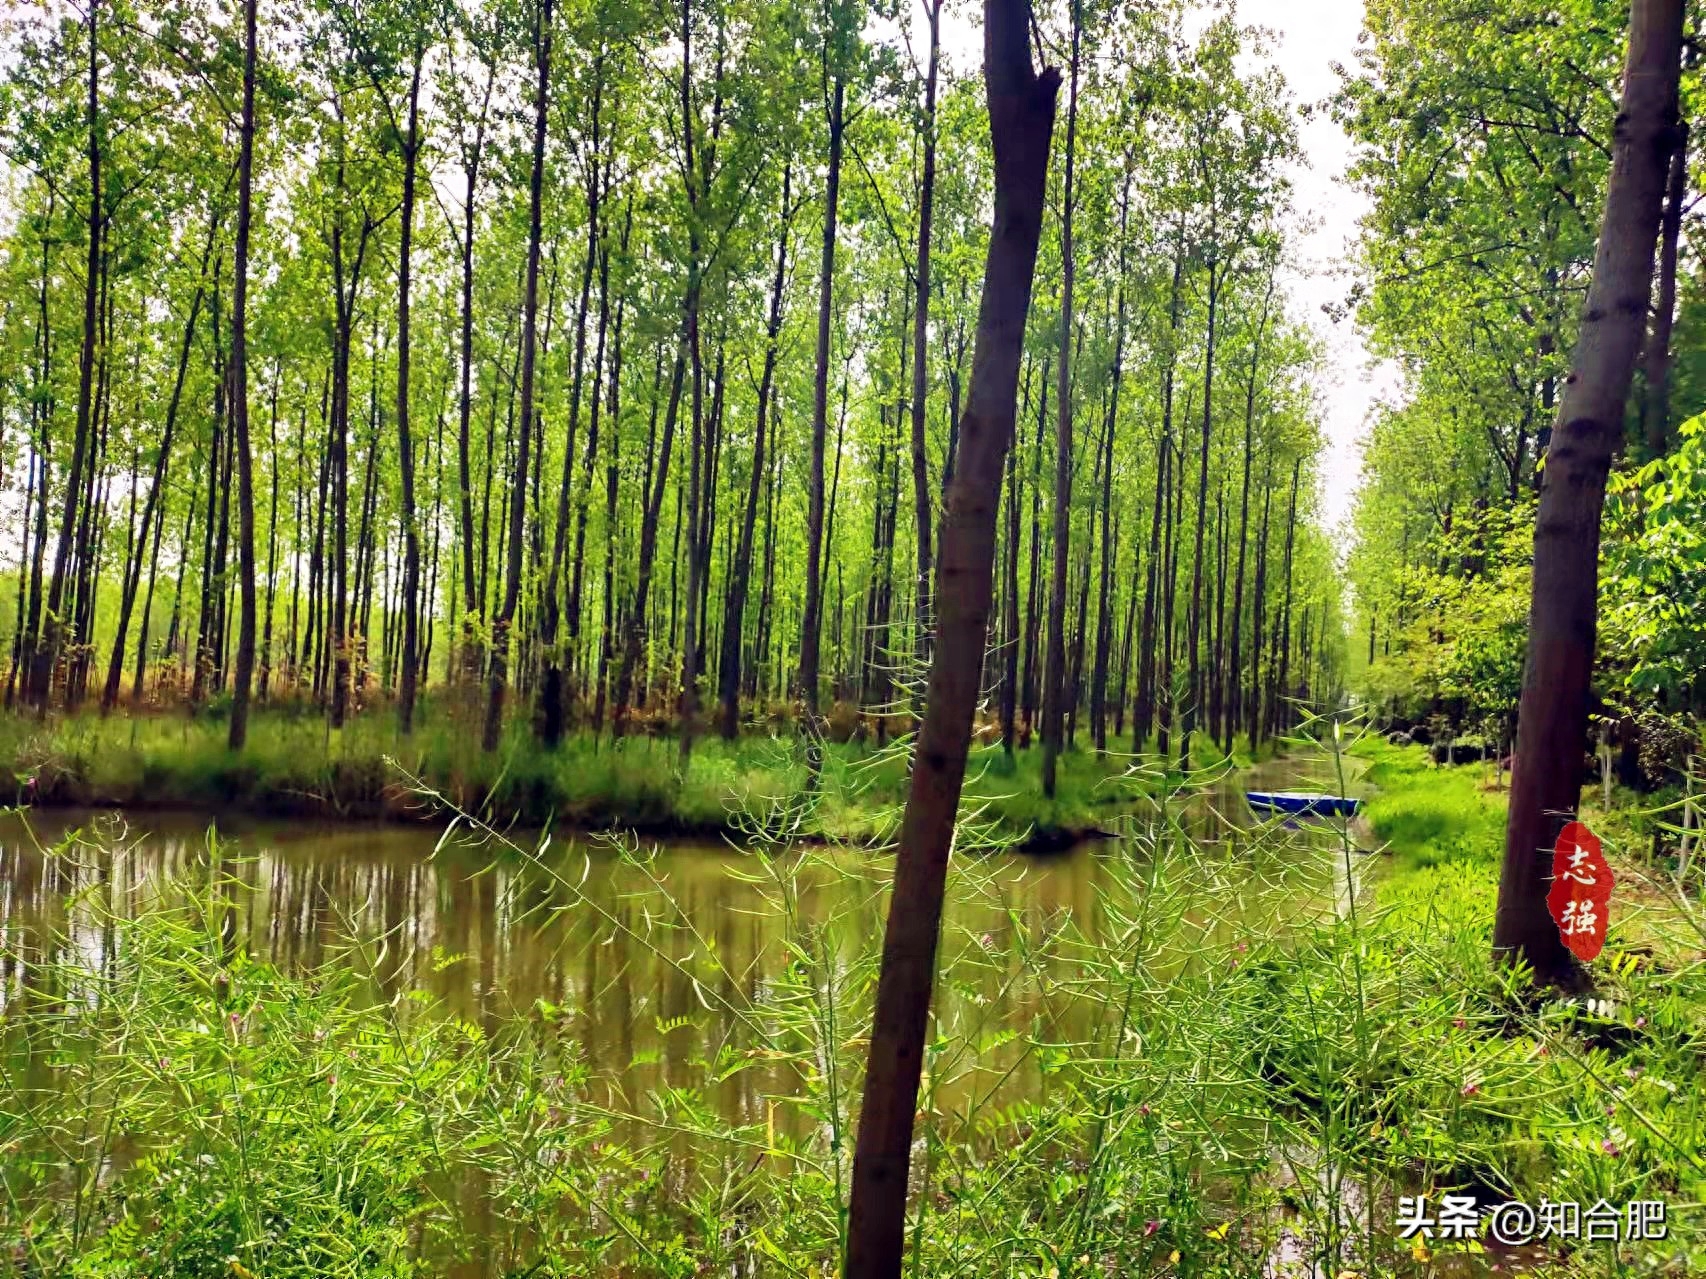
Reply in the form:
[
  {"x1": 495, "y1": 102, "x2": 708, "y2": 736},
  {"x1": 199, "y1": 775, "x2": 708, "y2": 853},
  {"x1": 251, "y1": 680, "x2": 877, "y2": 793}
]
[
  {"x1": 0, "y1": 705, "x2": 1178, "y2": 849},
  {"x1": 3, "y1": 733, "x2": 1703, "y2": 1277}
]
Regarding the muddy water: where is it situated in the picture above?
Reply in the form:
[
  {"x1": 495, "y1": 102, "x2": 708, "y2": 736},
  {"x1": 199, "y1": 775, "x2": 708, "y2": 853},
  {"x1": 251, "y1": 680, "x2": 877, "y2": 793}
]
[{"x1": 0, "y1": 751, "x2": 1373, "y2": 1144}]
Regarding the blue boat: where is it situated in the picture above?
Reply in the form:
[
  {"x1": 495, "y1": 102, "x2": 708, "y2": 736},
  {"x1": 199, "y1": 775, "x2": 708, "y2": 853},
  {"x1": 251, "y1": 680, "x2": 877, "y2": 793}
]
[{"x1": 1245, "y1": 791, "x2": 1361, "y2": 818}]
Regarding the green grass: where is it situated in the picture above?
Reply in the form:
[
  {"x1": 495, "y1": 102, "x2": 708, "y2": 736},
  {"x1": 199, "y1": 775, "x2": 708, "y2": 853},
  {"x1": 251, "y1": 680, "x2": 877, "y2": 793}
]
[
  {"x1": 0, "y1": 704, "x2": 1176, "y2": 850},
  {"x1": 5, "y1": 797, "x2": 1702, "y2": 1276},
  {"x1": 1354, "y1": 738, "x2": 1509, "y2": 874}
]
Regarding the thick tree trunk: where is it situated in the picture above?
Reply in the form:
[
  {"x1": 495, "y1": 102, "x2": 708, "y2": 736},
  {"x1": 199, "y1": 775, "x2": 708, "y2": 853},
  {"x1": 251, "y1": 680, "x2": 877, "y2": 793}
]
[
  {"x1": 1495, "y1": 0, "x2": 1682, "y2": 988},
  {"x1": 844, "y1": 3, "x2": 1057, "y2": 1271}
]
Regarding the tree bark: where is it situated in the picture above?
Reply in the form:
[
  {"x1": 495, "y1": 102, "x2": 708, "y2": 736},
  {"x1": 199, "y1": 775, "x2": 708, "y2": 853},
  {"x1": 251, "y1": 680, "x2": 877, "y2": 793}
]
[
  {"x1": 1229, "y1": 271, "x2": 1274, "y2": 745},
  {"x1": 1495, "y1": 0, "x2": 1682, "y2": 988},
  {"x1": 33, "y1": 0, "x2": 101, "y2": 711},
  {"x1": 1641, "y1": 120, "x2": 1687, "y2": 458},
  {"x1": 1039, "y1": 0, "x2": 1079, "y2": 798},
  {"x1": 394, "y1": 52, "x2": 425, "y2": 735},
  {"x1": 483, "y1": 0, "x2": 552, "y2": 751},
  {"x1": 844, "y1": 2, "x2": 1057, "y2": 1271},
  {"x1": 799, "y1": 62, "x2": 845, "y2": 730},
  {"x1": 908, "y1": 0, "x2": 942, "y2": 670},
  {"x1": 227, "y1": 0, "x2": 259, "y2": 750},
  {"x1": 719, "y1": 169, "x2": 792, "y2": 738}
]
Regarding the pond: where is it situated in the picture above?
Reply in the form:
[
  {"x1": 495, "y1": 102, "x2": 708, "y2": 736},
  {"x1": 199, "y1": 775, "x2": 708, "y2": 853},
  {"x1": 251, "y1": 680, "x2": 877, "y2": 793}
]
[{"x1": 0, "y1": 752, "x2": 1374, "y2": 1133}]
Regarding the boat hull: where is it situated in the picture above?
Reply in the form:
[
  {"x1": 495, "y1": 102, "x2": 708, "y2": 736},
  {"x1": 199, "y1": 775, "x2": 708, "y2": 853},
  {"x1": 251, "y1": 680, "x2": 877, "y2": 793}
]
[{"x1": 1245, "y1": 791, "x2": 1360, "y2": 818}]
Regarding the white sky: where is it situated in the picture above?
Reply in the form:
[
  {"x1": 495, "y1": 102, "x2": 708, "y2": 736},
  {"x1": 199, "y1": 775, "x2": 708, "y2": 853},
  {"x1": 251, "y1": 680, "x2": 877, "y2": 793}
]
[
  {"x1": 934, "y1": 0, "x2": 1398, "y2": 538},
  {"x1": 1239, "y1": 0, "x2": 1403, "y2": 534}
]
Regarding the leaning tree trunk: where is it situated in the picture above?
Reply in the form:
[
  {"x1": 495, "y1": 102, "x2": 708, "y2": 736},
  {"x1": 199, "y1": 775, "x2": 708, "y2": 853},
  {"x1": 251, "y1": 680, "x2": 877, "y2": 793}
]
[
  {"x1": 226, "y1": 0, "x2": 259, "y2": 749},
  {"x1": 1494, "y1": 0, "x2": 1683, "y2": 989},
  {"x1": 844, "y1": 2, "x2": 1058, "y2": 1272}
]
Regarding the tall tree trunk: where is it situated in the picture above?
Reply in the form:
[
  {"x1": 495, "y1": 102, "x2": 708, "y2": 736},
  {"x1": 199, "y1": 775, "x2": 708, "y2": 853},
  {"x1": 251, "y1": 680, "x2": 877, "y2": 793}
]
[
  {"x1": 483, "y1": 0, "x2": 552, "y2": 751},
  {"x1": 33, "y1": 0, "x2": 101, "y2": 711},
  {"x1": 259, "y1": 375, "x2": 282, "y2": 700},
  {"x1": 455, "y1": 64, "x2": 493, "y2": 686},
  {"x1": 1090, "y1": 185, "x2": 1128, "y2": 752},
  {"x1": 1021, "y1": 363, "x2": 1046, "y2": 739},
  {"x1": 799, "y1": 65, "x2": 845, "y2": 733},
  {"x1": 1274, "y1": 457, "x2": 1300, "y2": 737},
  {"x1": 1641, "y1": 120, "x2": 1686, "y2": 457},
  {"x1": 845, "y1": 3, "x2": 1057, "y2": 1271},
  {"x1": 394, "y1": 52, "x2": 425, "y2": 735},
  {"x1": 1229, "y1": 271, "x2": 1274, "y2": 745},
  {"x1": 908, "y1": 0, "x2": 942, "y2": 669},
  {"x1": 103, "y1": 204, "x2": 219, "y2": 711},
  {"x1": 540, "y1": 59, "x2": 605, "y2": 747},
  {"x1": 612, "y1": 346, "x2": 686, "y2": 737},
  {"x1": 719, "y1": 170, "x2": 792, "y2": 738},
  {"x1": 1495, "y1": 0, "x2": 1682, "y2": 989},
  {"x1": 1039, "y1": 0, "x2": 1079, "y2": 798},
  {"x1": 227, "y1": 0, "x2": 259, "y2": 750},
  {"x1": 1000, "y1": 391, "x2": 1023, "y2": 754},
  {"x1": 1181, "y1": 259, "x2": 1221, "y2": 767}
]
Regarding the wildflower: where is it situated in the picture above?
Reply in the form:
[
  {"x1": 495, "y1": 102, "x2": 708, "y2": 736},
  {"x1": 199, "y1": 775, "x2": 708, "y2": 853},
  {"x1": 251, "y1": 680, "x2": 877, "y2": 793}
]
[
  {"x1": 1168, "y1": 1251, "x2": 1180, "y2": 1265},
  {"x1": 1451, "y1": 1016, "x2": 1468, "y2": 1029},
  {"x1": 1144, "y1": 1220, "x2": 1162, "y2": 1237},
  {"x1": 1139, "y1": 1103, "x2": 1151, "y2": 1117},
  {"x1": 1634, "y1": 1015, "x2": 1647, "y2": 1029},
  {"x1": 1601, "y1": 1137, "x2": 1620, "y2": 1156},
  {"x1": 1460, "y1": 1081, "x2": 1479, "y2": 1097}
]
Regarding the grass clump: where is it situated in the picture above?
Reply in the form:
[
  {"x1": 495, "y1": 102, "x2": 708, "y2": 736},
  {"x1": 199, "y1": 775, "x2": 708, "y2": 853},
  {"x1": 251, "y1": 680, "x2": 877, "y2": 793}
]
[
  {"x1": 0, "y1": 707, "x2": 1164, "y2": 850},
  {"x1": 1355, "y1": 739, "x2": 1508, "y2": 873}
]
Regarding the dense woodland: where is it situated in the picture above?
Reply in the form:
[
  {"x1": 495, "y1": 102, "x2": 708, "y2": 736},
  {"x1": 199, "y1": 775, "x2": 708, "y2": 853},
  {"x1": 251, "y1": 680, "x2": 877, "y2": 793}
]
[
  {"x1": 0, "y1": 0, "x2": 1346, "y2": 776},
  {"x1": 1344, "y1": 0, "x2": 1706, "y2": 784}
]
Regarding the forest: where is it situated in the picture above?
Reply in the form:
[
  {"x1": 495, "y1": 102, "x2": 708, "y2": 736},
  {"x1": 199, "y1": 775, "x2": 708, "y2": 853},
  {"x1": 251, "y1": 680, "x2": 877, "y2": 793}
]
[
  {"x1": 0, "y1": 0, "x2": 1343, "y2": 787},
  {"x1": 0, "y1": 0, "x2": 1703, "y2": 1274}
]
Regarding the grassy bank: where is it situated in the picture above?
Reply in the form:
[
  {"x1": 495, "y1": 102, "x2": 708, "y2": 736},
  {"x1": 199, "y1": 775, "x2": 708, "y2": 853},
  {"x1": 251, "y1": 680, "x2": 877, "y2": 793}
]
[
  {"x1": 4, "y1": 752, "x2": 1704, "y2": 1276},
  {"x1": 0, "y1": 705, "x2": 1218, "y2": 851}
]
